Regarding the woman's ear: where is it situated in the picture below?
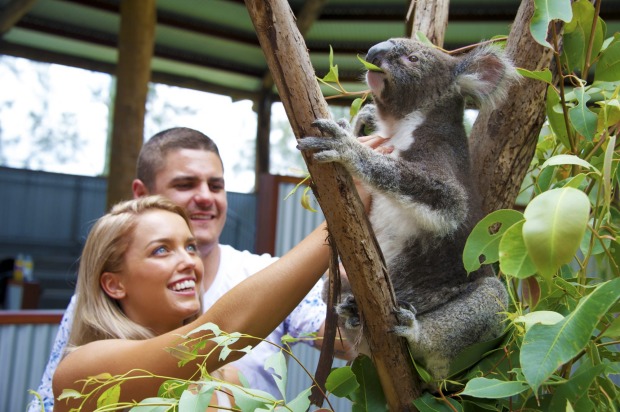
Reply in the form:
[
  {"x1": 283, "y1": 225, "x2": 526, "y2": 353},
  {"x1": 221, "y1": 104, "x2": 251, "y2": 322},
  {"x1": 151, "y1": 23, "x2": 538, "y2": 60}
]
[{"x1": 101, "y1": 272, "x2": 126, "y2": 299}]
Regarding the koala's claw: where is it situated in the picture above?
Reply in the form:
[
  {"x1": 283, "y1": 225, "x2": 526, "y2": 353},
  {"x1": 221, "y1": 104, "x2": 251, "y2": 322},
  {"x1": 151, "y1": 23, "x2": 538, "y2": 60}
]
[
  {"x1": 335, "y1": 294, "x2": 361, "y2": 330},
  {"x1": 391, "y1": 306, "x2": 417, "y2": 337}
]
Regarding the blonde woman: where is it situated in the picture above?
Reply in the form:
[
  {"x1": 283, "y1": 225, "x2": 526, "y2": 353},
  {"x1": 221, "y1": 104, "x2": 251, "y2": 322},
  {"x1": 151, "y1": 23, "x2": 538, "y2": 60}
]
[{"x1": 52, "y1": 196, "x2": 330, "y2": 411}]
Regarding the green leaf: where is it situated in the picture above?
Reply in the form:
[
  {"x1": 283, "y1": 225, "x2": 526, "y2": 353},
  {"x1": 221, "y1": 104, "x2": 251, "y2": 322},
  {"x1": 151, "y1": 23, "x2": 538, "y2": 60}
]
[
  {"x1": 568, "y1": 87, "x2": 598, "y2": 140},
  {"x1": 499, "y1": 220, "x2": 537, "y2": 279},
  {"x1": 350, "y1": 97, "x2": 364, "y2": 119},
  {"x1": 562, "y1": 0, "x2": 605, "y2": 74},
  {"x1": 595, "y1": 38, "x2": 620, "y2": 82},
  {"x1": 184, "y1": 322, "x2": 221, "y2": 338},
  {"x1": 350, "y1": 355, "x2": 387, "y2": 411},
  {"x1": 521, "y1": 278, "x2": 620, "y2": 392},
  {"x1": 57, "y1": 389, "x2": 83, "y2": 401},
  {"x1": 602, "y1": 314, "x2": 620, "y2": 338},
  {"x1": 285, "y1": 387, "x2": 312, "y2": 411},
  {"x1": 517, "y1": 68, "x2": 553, "y2": 84},
  {"x1": 460, "y1": 377, "x2": 530, "y2": 398},
  {"x1": 603, "y1": 135, "x2": 616, "y2": 209},
  {"x1": 530, "y1": 0, "x2": 573, "y2": 49},
  {"x1": 264, "y1": 350, "x2": 288, "y2": 399},
  {"x1": 463, "y1": 209, "x2": 524, "y2": 273},
  {"x1": 412, "y1": 392, "x2": 463, "y2": 412},
  {"x1": 325, "y1": 366, "x2": 359, "y2": 398},
  {"x1": 448, "y1": 332, "x2": 508, "y2": 377},
  {"x1": 540, "y1": 154, "x2": 599, "y2": 173},
  {"x1": 357, "y1": 54, "x2": 383, "y2": 72},
  {"x1": 321, "y1": 46, "x2": 340, "y2": 83},
  {"x1": 129, "y1": 398, "x2": 175, "y2": 411},
  {"x1": 217, "y1": 382, "x2": 275, "y2": 411},
  {"x1": 413, "y1": 31, "x2": 434, "y2": 46},
  {"x1": 97, "y1": 383, "x2": 121, "y2": 408},
  {"x1": 514, "y1": 311, "x2": 564, "y2": 331},
  {"x1": 178, "y1": 386, "x2": 212, "y2": 412},
  {"x1": 548, "y1": 363, "x2": 606, "y2": 411},
  {"x1": 522, "y1": 188, "x2": 590, "y2": 283}
]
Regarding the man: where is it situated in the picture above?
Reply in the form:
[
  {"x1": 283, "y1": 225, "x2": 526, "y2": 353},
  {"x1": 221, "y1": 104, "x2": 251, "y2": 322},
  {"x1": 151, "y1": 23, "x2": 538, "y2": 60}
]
[{"x1": 29, "y1": 127, "x2": 338, "y2": 411}]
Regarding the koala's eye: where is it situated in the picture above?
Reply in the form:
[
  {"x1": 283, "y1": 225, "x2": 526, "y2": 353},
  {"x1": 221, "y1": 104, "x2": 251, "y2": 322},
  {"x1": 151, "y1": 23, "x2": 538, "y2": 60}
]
[{"x1": 407, "y1": 54, "x2": 419, "y2": 63}]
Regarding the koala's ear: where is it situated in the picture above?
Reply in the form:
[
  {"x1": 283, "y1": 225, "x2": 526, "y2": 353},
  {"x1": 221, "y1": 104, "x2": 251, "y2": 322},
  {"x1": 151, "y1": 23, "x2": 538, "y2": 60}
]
[{"x1": 454, "y1": 46, "x2": 519, "y2": 109}]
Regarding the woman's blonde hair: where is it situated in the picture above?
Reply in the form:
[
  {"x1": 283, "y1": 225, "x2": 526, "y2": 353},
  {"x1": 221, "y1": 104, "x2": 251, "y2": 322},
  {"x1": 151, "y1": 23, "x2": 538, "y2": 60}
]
[{"x1": 67, "y1": 195, "x2": 200, "y2": 350}]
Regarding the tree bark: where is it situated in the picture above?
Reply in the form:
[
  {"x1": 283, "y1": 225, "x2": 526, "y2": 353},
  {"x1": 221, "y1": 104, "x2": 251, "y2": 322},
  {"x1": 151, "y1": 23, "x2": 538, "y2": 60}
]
[
  {"x1": 244, "y1": 1, "x2": 422, "y2": 410},
  {"x1": 406, "y1": 0, "x2": 450, "y2": 47},
  {"x1": 471, "y1": 0, "x2": 560, "y2": 213},
  {"x1": 106, "y1": 0, "x2": 156, "y2": 209}
]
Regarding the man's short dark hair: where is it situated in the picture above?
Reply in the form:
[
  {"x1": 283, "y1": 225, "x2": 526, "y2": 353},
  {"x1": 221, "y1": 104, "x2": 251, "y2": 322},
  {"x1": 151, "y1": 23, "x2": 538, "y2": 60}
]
[{"x1": 136, "y1": 127, "x2": 222, "y2": 191}]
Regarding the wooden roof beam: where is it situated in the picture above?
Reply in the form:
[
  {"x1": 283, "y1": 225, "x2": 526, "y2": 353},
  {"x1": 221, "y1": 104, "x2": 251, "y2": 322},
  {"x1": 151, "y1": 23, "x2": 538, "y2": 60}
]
[{"x1": 0, "y1": 0, "x2": 37, "y2": 35}]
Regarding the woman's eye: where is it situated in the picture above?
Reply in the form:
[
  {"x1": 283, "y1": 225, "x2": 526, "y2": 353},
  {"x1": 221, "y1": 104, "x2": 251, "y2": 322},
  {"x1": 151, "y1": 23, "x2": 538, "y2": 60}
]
[
  {"x1": 186, "y1": 243, "x2": 198, "y2": 253},
  {"x1": 153, "y1": 246, "x2": 168, "y2": 255},
  {"x1": 407, "y1": 54, "x2": 419, "y2": 63}
]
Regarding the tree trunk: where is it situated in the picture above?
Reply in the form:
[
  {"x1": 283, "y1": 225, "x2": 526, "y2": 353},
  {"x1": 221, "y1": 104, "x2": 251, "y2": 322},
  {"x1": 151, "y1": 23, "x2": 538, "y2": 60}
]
[
  {"x1": 244, "y1": 1, "x2": 422, "y2": 410},
  {"x1": 471, "y1": 0, "x2": 561, "y2": 213},
  {"x1": 106, "y1": 0, "x2": 156, "y2": 209},
  {"x1": 406, "y1": 0, "x2": 450, "y2": 47}
]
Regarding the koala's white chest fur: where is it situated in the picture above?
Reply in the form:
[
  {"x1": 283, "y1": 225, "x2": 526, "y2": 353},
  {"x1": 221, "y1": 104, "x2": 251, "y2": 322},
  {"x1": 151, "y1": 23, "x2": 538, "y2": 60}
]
[{"x1": 376, "y1": 111, "x2": 424, "y2": 156}]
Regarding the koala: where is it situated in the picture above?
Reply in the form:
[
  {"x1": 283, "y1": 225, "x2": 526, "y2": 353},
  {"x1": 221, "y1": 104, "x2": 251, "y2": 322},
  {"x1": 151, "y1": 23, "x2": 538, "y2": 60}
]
[{"x1": 298, "y1": 38, "x2": 517, "y2": 381}]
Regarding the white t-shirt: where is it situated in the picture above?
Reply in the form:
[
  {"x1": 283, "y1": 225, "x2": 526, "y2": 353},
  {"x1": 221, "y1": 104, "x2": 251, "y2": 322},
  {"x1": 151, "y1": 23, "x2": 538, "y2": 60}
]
[{"x1": 29, "y1": 245, "x2": 326, "y2": 411}]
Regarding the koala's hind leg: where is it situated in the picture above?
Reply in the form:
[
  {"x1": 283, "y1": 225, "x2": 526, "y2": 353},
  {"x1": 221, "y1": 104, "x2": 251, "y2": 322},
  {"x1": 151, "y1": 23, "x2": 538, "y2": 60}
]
[{"x1": 393, "y1": 277, "x2": 508, "y2": 380}]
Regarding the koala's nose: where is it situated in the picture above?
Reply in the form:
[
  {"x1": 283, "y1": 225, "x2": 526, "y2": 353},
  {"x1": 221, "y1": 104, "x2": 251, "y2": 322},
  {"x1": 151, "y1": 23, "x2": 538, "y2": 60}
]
[{"x1": 366, "y1": 40, "x2": 393, "y2": 66}]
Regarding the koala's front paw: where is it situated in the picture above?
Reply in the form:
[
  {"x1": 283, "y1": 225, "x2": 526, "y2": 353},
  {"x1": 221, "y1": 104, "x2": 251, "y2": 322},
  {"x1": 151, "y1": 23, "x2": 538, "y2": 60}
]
[
  {"x1": 391, "y1": 305, "x2": 417, "y2": 339},
  {"x1": 335, "y1": 293, "x2": 361, "y2": 330},
  {"x1": 297, "y1": 119, "x2": 357, "y2": 165}
]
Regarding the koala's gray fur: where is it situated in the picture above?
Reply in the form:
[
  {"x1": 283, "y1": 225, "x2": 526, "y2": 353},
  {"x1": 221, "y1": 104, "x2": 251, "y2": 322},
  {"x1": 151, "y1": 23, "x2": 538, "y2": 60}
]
[{"x1": 298, "y1": 38, "x2": 517, "y2": 381}]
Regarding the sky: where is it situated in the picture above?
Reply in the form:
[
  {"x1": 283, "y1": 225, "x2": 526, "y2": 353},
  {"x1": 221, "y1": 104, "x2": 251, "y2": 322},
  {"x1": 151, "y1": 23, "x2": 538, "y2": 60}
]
[{"x1": 0, "y1": 56, "x2": 293, "y2": 193}]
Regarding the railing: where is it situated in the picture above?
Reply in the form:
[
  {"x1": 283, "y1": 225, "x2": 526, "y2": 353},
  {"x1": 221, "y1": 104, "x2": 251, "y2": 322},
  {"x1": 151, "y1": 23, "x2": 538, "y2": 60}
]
[{"x1": 0, "y1": 311, "x2": 63, "y2": 412}]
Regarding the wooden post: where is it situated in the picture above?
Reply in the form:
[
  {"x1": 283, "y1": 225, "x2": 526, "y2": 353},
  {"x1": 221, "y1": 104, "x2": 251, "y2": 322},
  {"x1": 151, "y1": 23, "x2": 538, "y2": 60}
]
[
  {"x1": 244, "y1": 1, "x2": 422, "y2": 410},
  {"x1": 106, "y1": 0, "x2": 156, "y2": 208}
]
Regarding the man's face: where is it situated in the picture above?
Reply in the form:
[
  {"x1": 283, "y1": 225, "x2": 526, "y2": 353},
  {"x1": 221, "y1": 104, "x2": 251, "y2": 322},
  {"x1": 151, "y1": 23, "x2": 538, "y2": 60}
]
[{"x1": 150, "y1": 149, "x2": 227, "y2": 252}]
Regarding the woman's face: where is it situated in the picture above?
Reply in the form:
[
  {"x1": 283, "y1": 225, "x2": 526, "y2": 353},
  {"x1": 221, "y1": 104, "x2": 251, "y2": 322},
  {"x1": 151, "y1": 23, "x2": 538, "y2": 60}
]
[{"x1": 107, "y1": 209, "x2": 204, "y2": 335}]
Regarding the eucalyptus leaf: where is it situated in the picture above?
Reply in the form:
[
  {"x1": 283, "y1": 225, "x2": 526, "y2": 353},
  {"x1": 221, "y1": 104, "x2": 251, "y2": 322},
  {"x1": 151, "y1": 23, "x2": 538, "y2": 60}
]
[
  {"x1": 514, "y1": 311, "x2": 564, "y2": 331},
  {"x1": 530, "y1": 0, "x2": 573, "y2": 49},
  {"x1": 285, "y1": 387, "x2": 312, "y2": 412},
  {"x1": 264, "y1": 350, "x2": 288, "y2": 399},
  {"x1": 516, "y1": 68, "x2": 553, "y2": 84},
  {"x1": 57, "y1": 389, "x2": 83, "y2": 401},
  {"x1": 129, "y1": 398, "x2": 176, "y2": 412},
  {"x1": 178, "y1": 386, "x2": 212, "y2": 412},
  {"x1": 412, "y1": 392, "x2": 463, "y2": 412},
  {"x1": 568, "y1": 87, "x2": 598, "y2": 141},
  {"x1": 562, "y1": 0, "x2": 605, "y2": 74},
  {"x1": 595, "y1": 38, "x2": 620, "y2": 81},
  {"x1": 547, "y1": 363, "x2": 606, "y2": 411},
  {"x1": 350, "y1": 355, "x2": 387, "y2": 411},
  {"x1": 463, "y1": 209, "x2": 524, "y2": 273},
  {"x1": 499, "y1": 220, "x2": 537, "y2": 278},
  {"x1": 448, "y1": 333, "x2": 508, "y2": 377},
  {"x1": 325, "y1": 366, "x2": 359, "y2": 398},
  {"x1": 540, "y1": 154, "x2": 599, "y2": 173},
  {"x1": 521, "y1": 278, "x2": 620, "y2": 392},
  {"x1": 357, "y1": 54, "x2": 383, "y2": 72},
  {"x1": 522, "y1": 188, "x2": 590, "y2": 283},
  {"x1": 97, "y1": 383, "x2": 121, "y2": 408},
  {"x1": 460, "y1": 377, "x2": 530, "y2": 398}
]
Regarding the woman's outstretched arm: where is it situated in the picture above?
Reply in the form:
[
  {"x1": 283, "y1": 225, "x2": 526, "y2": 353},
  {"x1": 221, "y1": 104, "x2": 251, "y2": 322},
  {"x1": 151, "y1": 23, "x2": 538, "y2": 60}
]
[{"x1": 53, "y1": 222, "x2": 330, "y2": 411}]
